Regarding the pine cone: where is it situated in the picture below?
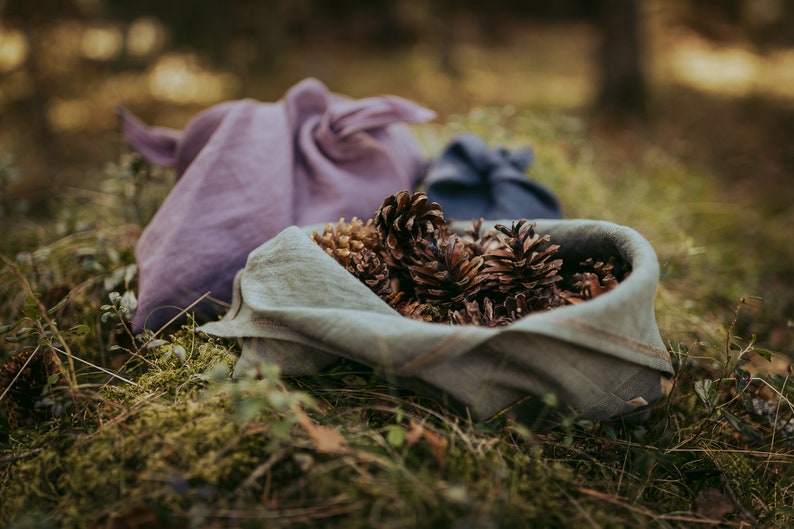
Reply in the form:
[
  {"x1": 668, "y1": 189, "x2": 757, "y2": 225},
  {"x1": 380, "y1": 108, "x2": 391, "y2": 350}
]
[
  {"x1": 460, "y1": 218, "x2": 501, "y2": 257},
  {"x1": 408, "y1": 235, "x2": 486, "y2": 310},
  {"x1": 449, "y1": 298, "x2": 510, "y2": 327},
  {"x1": 481, "y1": 219, "x2": 563, "y2": 297},
  {"x1": 560, "y1": 257, "x2": 626, "y2": 304},
  {"x1": 311, "y1": 219, "x2": 392, "y2": 297},
  {"x1": 374, "y1": 191, "x2": 447, "y2": 263},
  {"x1": 311, "y1": 217, "x2": 379, "y2": 267},
  {"x1": 503, "y1": 292, "x2": 531, "y2": 321},
  {"x1": 349, "y1": 249, "x2": 393, "y2": 298},
  {"x1": 393, "y1": 296, "x2": 443, "y2": 322},
  {"x1": 582, "y1": 256, "x2": 628, "y2": 286},
  {"x1": 1, "y1": 348, "x2": 65, "y2": 432},
  {"x1": 573, "y1": 272, "x2": 604, "y2": 299}
]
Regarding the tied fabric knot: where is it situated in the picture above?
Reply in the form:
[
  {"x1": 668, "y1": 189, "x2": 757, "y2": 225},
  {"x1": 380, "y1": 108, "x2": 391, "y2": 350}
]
[
  {"x1": 121, "y1": 77, "x2": 435, "y2": 331},
  {"x1": 424, "y1": 133, "x2": 562, "y2": 221}
]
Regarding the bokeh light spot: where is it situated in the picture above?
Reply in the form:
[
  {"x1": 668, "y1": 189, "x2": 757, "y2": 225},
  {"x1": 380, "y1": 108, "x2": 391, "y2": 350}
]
[
  {"x1": 127, "y1": 17, "x2": 165, "y2": 58},
  {"x1": 81, "y1": 25, "x2": 124, "y2": 61},
  {"x1": 0, "y1": 28, "x2": 29, "y2": 72},
  {"x1": 46, "y1": 98, "x2": 90, "y2": 132},
  {"x1": 148, "y1": 53, "x2": 239, "y2": 104}
]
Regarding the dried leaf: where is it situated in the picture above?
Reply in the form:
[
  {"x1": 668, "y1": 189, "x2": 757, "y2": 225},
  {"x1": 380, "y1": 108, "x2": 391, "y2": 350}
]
[
  {"x1": 402, "y1": 420, "x2": 447, "y2": 465},
  {"x1": 660, "y1": 376, "x2": 674, "y2": 396},
  {"x1": 294, "y1": 406, "x2": 346, "y2": 454},
  {"x1": 405, "y1": 421, "x2": 425, "y2": 444},
  {"x1": 421, "y1": 427, "x2": 448, "y2": 467}
]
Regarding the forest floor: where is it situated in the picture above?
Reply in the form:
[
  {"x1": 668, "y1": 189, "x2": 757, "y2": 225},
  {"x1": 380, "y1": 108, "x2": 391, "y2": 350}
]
[
  {"x1": 1, "y1": 6, "x2": 793, "y2": 527},
  {"x1": 1, "y1": 101, "x2": 792, "y2": 527}
]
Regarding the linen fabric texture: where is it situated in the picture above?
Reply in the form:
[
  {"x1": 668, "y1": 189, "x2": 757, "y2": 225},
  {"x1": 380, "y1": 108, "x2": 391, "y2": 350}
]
[
  {"x1": 120, "y1": 78, "x2": 436, "y2": 331},
  {"x1": 199, "y1": 219, "x2": 674, "y2": 423},
  {"x1": 424, "y1": 133, "x2": 562, "y2": 221}
]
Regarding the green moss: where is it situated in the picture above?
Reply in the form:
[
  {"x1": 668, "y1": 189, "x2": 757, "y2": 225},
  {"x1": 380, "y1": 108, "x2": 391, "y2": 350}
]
[{"x1": 1, "y1": 372, "x2": 308, "y2": 528}]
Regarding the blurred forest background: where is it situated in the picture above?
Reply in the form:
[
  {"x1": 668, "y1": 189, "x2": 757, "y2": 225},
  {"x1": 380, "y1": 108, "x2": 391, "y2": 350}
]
[{"x1": 0, "y1": 0, "x2": 792, "y2": 222}]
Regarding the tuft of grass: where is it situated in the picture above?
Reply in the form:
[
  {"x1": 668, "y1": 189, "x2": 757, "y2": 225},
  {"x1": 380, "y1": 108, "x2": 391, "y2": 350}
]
[{"x1": 1, "y1": 109, "x2": 793, "y2": 528}]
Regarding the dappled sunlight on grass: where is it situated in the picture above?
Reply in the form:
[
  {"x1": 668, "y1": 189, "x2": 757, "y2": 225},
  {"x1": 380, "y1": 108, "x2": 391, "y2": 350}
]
[{"x1": 667, "y1": 32, "x2": 794, "y2": 101}]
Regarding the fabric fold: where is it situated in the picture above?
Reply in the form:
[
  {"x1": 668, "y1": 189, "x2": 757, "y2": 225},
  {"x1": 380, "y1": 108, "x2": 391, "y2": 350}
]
[{"x1": 118, "y1": 107, "x2": 182, "y2": 169}]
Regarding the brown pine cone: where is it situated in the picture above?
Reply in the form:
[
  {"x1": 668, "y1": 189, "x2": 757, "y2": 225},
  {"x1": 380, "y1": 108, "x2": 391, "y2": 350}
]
[
  {"x1": 449, "y1": 298, "x2": 510, "y2": 327},
  {"x1": 393, "y1": 297, "x2": 443, "y2": 322},
  {"x1": 580, "y1": 256, "x2": 627, "y2": 287},
  {"x1": 481, "y1": 219, "x2": 563, "y2": 297},
  {"x1": 311, "y1": 217, "x2": 380, "y2": 267},
  {"x1": 560, "y1": 257, "x2": 626, "y2": 304},
  {"x1": 460, "y1": 218, "x2": 500, "y2": 257},
  {"x1": 373, "y1": 191, "x2": 447, "y2": 263},
  {"x1": 408, "y1": 235, "x2": 486, "y2": 311},
  {"x1": 349, "y1": 249, "x2": 393, "y2": 298}
]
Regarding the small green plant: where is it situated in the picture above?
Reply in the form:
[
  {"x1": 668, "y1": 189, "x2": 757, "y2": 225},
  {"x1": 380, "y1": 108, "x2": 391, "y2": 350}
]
[{"x1": 691, "y1": 298, "x2": 792, "y2": 445}]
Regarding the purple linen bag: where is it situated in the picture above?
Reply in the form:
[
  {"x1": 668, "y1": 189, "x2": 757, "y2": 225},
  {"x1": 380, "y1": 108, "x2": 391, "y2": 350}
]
[{"x1": 121, "y1": 78, "x2": 435, "y2": 330}]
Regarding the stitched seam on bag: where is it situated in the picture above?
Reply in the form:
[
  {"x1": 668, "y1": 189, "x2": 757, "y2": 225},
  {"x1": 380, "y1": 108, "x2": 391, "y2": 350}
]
[
  {"x1": 248, "y1": 315, "x2": 291, "y2": 331},
  {"x1": 395, "y1": 332, "x2": 479, "y2": 375},
  {"x1": 563, "y1": 319, "x2": 669, "y2": 361}
]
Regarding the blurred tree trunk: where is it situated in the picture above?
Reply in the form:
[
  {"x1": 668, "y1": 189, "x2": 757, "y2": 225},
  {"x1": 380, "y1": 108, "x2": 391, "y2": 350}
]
[{"x1": 596, "y1": 0, "x2": 647, "y2": 117}]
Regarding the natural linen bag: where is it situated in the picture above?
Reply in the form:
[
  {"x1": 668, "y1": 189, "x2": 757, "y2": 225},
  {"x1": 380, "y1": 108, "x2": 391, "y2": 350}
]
[{"x1": 199, "y1": 219, "x2": 674, "y2": 422}]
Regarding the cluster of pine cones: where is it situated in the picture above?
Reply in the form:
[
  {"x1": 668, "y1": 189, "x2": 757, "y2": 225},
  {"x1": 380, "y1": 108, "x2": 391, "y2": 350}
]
[{"x1": 312, "y1": 191, "x2": 628, "y2": 327}]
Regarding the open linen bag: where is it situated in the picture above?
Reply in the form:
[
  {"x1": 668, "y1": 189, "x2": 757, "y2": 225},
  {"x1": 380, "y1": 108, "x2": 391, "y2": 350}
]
[{"x1": 199, "y1": 219, "x2": 674, "y2": 422}]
